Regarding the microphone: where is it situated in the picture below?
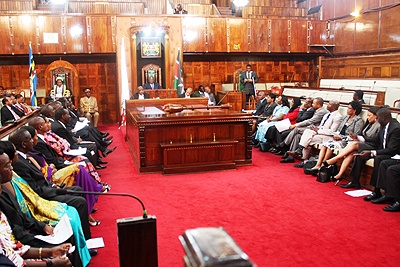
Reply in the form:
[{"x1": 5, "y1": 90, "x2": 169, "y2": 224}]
[{"x1": 56, "y1": 189, "x2": 147, "y2": 218}]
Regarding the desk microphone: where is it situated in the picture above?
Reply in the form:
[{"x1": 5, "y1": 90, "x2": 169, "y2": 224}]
[{"x1": 55, "y1": 189, "x2": 147, "y2": 218}]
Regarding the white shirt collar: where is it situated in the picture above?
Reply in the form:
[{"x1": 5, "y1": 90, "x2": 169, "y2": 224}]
[
  {"x1": 37, "y1": 133, "x2": 45, "y2": 142},
  {"x1": 17, "y1": 150, "x2": 27, "y2": 159},
  {"x1": 58, "y1": 120, "x2": 66, "y2": 129}
]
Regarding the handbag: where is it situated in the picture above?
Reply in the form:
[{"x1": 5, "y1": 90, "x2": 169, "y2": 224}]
[{"x1": 317, "y1": 164, "x2": 338, "y2": 183}]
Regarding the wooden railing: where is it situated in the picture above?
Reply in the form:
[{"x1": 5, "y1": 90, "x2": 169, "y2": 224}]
[
  {"x1": 68, "y1": 1, "x2": 145, "y2": 14},
  {"x1": 0, "y1": 0, "x2": 34, "y2": 11},
  {"x1": 242, "y1": 6, "x2": 317, "y2": 18}
]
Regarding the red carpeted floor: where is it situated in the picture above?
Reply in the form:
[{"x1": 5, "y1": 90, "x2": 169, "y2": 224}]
[{"x1": 89, "y1": 124, "x2": 400, "y2": 267}]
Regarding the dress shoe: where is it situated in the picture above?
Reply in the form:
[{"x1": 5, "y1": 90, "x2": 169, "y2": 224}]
[
  {"x1": 104, "y1": 140, "x2": 113, "y2": 146},
  {"x1": 95, "y1": 165, "x2": 107, "y2": 170},
  {"x1": 102, "y1": 147, "x2": 116, "y2": 157},
  {"x1": 305, "y1": 168, "x2": 319, "y2": 175},
  {"x1": 281, "y1": 152, "x2": 289, "y2": 159},
  {"x1": 102, "y1": 132, "x2": 110, "y2": 137},
  {"x1": 383, "y1": 201, "x2": 400, "y2": 212},
  {"x1": 280, "y1": 158, "x2": 294, "y2": 163},
  {"x1": 271, "y1": 143, "x2": 280, "y2": 149},
  {"x1": 363, "y1": 192, "x2": 381, "y2": 202},
  {"x1": 98, "y1": 159, "x2": 108, "y2": 164},
  {"x1": 340, "y1": 182, "x2": 361, "y2": 189},
  {"x1": 293, "y1": 161, "x2": 304, "y2": 168},
  {"x1": 269, "y1": 148, "x2": 278, "y2": 153},
  {"x1": 371, "y1": 195, "x2": 395, "y2": 205},
  {"x1": 91, "y1": 208, "x2": 98, "y2": 214},
  {"x1": 89, "y1": 249, "x2": 99, "y2": 256},
  {"x1": 274, "y1": 150, "x2": 285, "y2": 156},
  {"x1": 102, "y1": 136, "x2": 113, "y2": 141},
  {"x1": 287, "y1": 148, "x2": 302, "y2": 158}
]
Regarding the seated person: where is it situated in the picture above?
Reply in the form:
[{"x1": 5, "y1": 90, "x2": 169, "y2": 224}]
[
  {"x1": 289, "y1": 100, "x2": 343, "y2": 166},
  {"x1": 132, "y1": 86, "x2": 150, "y2": 99},
  {"x1": 252, "y1": 92, "x2": 268, "y2": 116},
  {"x1": 50, "y1": 77, "x2": 71, "y2": 99},
  {"x1": 267, "y1": 97, "x2": 302, "y2": 151},
  {"x1": 178, "y1": 88, "x2": 195, "y2": 98},
  {"x1": 204, "y1": 86, "x2": 216, "y2": 106},
  {"x1": 278, "y1": 97, "x2": 327, "y2": 163},
  {"x1": 254, "y1": 95, "x2": 290, "y2": 144},
  {"x1": 0, "y1": 143, "x2": 92, "y2": 266},
  {"x1": 306, "y1": 101, "x2": 364, "y2": 176},
  {"x1": 174, "y1": 3, "x2": 188, "y2": 14},
  {"x1": 193, "y1": 85, "x2": 205, "y2": 97},
  {"x1": 251, "y1": 93, "x2": 277, "y2": 134},
  {"x1": 143, "y1": 76, "x2": 162, "y2": 90},
  {"x1": 20, "y1": 127, "x2": 106, "y2": 226},
  {"x1": 353, "y1": 90, "x2": 365, "y2": 104},
  {"x1": 14, "y1": 94, "x2": 33, "y2": 115},
  {"x1": 79, "y1": 88, "x2": 99, "y2": 128},
  {"x1": 1, "y1": 94, "x2": 23, "y2": 126}
]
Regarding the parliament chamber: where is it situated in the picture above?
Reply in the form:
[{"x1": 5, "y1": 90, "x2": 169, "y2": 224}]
[{"x1": 1, "y1": 0, "x2": 400, "y2": 266}]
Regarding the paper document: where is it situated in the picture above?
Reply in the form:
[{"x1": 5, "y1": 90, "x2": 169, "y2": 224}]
[
  {"x1": 344, "y1": 189, "x2": 372, "y2": 197},
  {"x1": 35, "y1": 214, "x2": 73, "y2": 244},
  {"x1": 73, "y1": 119, "x2": 89, "y2": 132},
  {"x1": 391, "y1": 154, "x2": 400, "y2": 160},
  {"x1": 64, "y1": 160, "x2": 86, "y2": 167},
  {"x1": 64, "y1": 147, "x2": 87, "y2": 156},
  {"x1": 86, "y1": 237, "x2": 105, "y2": 249},
  {"x1": 275, "y1": 118, "x2": 291, "y2": 133},
  {"x1": 142, "y1": 107, "x2": 165, "y2": 115}
]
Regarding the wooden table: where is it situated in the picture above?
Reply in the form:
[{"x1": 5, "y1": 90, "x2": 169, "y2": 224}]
[{"x1": 126, "y1": 98, "x2": 253, "y2": 175}]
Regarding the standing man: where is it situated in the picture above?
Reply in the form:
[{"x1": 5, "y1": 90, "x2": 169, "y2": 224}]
[
  {"x1": 143, "y1": 76, "x2": 162, "y2": 90},
  {"x1": 80, "y1": 88, "x2": 100, "y2": 127},
  {"x1": 240, "y1": 64, "x2": 259, "y2": 103}
]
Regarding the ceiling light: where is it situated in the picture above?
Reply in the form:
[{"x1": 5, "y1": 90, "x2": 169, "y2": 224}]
[{"x1": 350, "y1": 10, "x2": 360, "y2": 17}]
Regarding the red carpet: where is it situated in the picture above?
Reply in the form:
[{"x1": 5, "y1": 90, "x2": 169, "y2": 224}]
[{"x1": 90, "y1": 124, "x2": 400, "y2": 266}]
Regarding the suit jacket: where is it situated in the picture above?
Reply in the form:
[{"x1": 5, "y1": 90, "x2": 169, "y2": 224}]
[
  {"x1": 336, "y1": 115, "x2": 364, "y2": 135},
  {"x1": 12, "y1": 104, "x2": 26, "y2": 117},
  {"x1": 317, "y1": 110, "x2": 343, "y2": 136},
  {"x1": 51, "y1": 120, "x2": 78, "y2": 148},
  {"x1": 12, "y1": 154, "x2": 57, "y2": 199},
  {"x1": 240, "y1": 71, "x2": 259, "y2": 95},
  {"x1": 1, "y1": 106, "x2": 21, "y2": 126},
  {"x1": 34, "y1": 138, "x2": 67, "y2": 170},
  {"x1": 174, "y1": 9, "x2": 188, "y2": 14},
  {"x1": 296, "y1": 107, "x2": 328, "y2": 128},
  {"x1": 132, "y1": 92, "x2": 150, "y2": 99},
  {"x1": 253, "y1": 98, "x2": 268, "y2": 116},
  {"x1": 371, "y1": 119, "x2": 400, "y2": 156},
  {"x1": 143, "y1": 82, "x2": 162, "y2": 89},
  {"x1": 262, "y1": 102, "x2": 277, "y2": 118},
  {"x1": 296, "y1": 107, "x2": 315, "y2": 123},
  {"x1": 0, "y1": 187, "x2": 47, "y2": 245}
]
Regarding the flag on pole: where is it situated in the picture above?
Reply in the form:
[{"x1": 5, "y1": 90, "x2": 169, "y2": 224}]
[
  {"x1": 29, "y1": 43, "x2": 38, "y2": 107},
  {"x1": 119, "y1": 36, "x2": 130, "y2": 127},
  {"x1": 174, "y1": 48, "x2": 184, "y2": 96}
]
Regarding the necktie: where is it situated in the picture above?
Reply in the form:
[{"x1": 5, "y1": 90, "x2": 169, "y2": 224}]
[
  {"x1": 321, "y1": 113, "x2": 331, "y2": 126},
  {"x1": 383, "y1": 124, "x2": 389, "y2": 148}
]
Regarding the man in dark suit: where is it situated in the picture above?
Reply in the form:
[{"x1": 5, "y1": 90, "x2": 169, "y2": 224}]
[
  {"x1": 174, "y1": 3, "x2": 188, "y2": 14},
  {"x1": 51, "y1": 108, "x2": 109, "y2": 167},
  {"x1": 253, "y1": 92, "x2": 268, "y2": 116},
  {"x1": 9, "y1": 129, "x2": 91, "y2": 240},
  {"x1": 251, "y1": 93, "x2": 277, "y2": 134},
  {"x1": 1, "y1": 95, "x2": 23, "y2": 126},
  {"x1": 132, "y1": 86, "x2": 150, "y2": 99},
  {"x1": 143, "y1": 76, "x2": 162, "y2": 90},
  {"x1": 178, "y1": 87, "x2": 196, "y2": 98},
  {"x1": 240, "y1": 64, "x2": 259, "y2": 103},
  {"x1": 341, "y1": 108, "x2": 400, "y2": 189}
]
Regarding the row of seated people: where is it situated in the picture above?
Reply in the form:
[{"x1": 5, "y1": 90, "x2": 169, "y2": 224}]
[
  {"x1": 0, "y1": 98, "x2": 118, "y2": 266},
  {"x1": 132, "y1": 85, "x2": 217, "y2": 105},
  {"x1": 251, "y1": 92, "x2": 400, "y2": 212},
  {"x1": 1, "y1": 93, "x2": 35, "y2": 127}
]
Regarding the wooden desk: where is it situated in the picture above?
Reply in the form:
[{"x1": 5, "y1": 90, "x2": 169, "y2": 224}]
[
  {"x1": 143, "y1": 89, "x2": 178, "y2": 98},
  {"x1": 126, "y1": 98, "x2": 253, "y2": 175}
]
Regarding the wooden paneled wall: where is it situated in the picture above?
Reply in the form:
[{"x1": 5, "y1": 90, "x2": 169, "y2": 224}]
[
  {"x1": 320, "y1": 53, "x2": 400, "y2": 80},
  {"x1": 182, "y1": 18, "x2": 328, "y2": 53},
  {"x1": 0, "y1": 0, "x2": 34, "y2": 11},
  {"x1": 0, "y1": 15, "x2": 116, "y2": 55},
  {"x1": 0, "y1": 61, "x2": 118, "y2": 123},
  {"x1": 183, "y1": 4, "x2": 218, "y2": 15},
  {"x1": 183, "y1": 57, "x2": 317, "y2": 89}
]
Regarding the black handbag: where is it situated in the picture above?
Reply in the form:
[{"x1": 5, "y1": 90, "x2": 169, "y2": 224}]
[
  {"x1": 317, "y1": 164, "x2": 338, "y2": 183},
  {"x1": 303, "y1": 160, "x2": 317, "y2": 175}
]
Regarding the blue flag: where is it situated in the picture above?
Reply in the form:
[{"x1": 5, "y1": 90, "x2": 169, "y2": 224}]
[{"x1": 29, "y1": 44, "x2": 37, "y2": 106}]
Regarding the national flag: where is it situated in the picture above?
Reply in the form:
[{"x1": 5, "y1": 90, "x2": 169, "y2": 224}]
[
  {"x1": 119, "y1": 36, "x2": 130, "y2": 128},
  {"x1": 29, "y1": 44, "x2": 38, "y2": 106},
  {"x1": 174, "y1": 48, "x2": 184, "y2": 95}
]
